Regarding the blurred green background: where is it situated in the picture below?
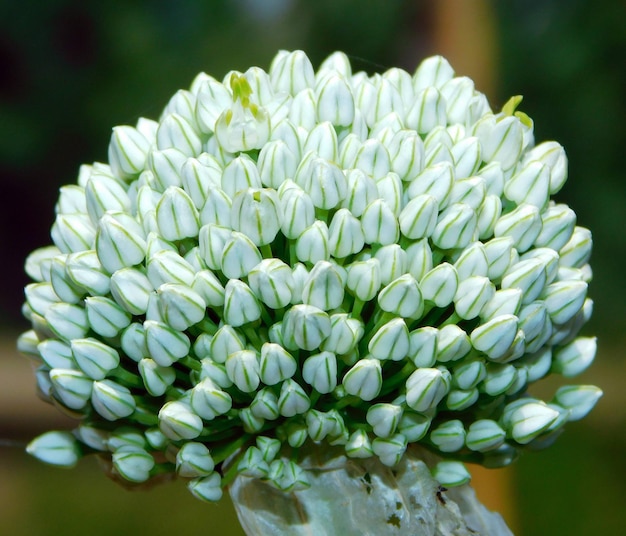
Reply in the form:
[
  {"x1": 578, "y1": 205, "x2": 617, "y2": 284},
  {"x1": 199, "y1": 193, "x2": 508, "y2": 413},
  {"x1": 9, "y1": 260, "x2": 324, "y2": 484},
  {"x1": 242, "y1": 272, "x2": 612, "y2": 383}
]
[{"x1": 1, "y1": 0, "x2": 624, "y2": 534}]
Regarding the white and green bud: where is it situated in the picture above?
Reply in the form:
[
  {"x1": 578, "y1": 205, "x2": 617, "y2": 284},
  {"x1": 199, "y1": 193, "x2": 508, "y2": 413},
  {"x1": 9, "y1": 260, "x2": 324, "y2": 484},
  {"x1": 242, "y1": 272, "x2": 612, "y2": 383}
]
[
  {"x1": 559, "y1": 227, "x2": 592, "y2": 269},
  {"x1": 454, "y1": 276, "x2": 495, "y2": 320},
  {"x1": 476, "y1": 194, "x2": 503, "y2": 239},
  {"x1": 366, "y1": 403, "x2": 403, "y2": 438},
  {"x1": 387, "y1": 130, "x2": 424, "y2": 182},
  {"x1": 223, "y1": 280, "x2": 262, "y2": 327},
  {"x1": 144, "y1": 320, "x2": 191, "y2": 367},
  {"x1": 361, "y1": 199, "x2": 399, "y2": 246},
  {"x1": 377, "y1": 274, "x2": 423, "y2": 318},
  {"x1": 45, "y1": 302, "x2": 89, "y2": 342},
  {"x1": 110, "y1": 267, "x2": 152, "y2": 315},
  {"x1": 158, "y1": 400, "x2": 203, "y2": 440},
  {"x1": 84, "y1": 296, "x2": 131, "y2": 338},
  {"x1": 553, "y1": 385, "x2": 602, "y2": 421},
  {"x1": 301, "y1": 261, "x2": 345, "y2": 311},
  {"x1": 508, "y1": 401, "x2": 560, "y2": 445},
  {"x1": 190, "y1": 378, "x2": 233, "y2": 420},
  {"x1": 504, "y1": 161, "x2": 550, "y2": 208},
  {"x1": 237, "y1": 446, "x2": 270, "y2": 479},
  {"x1": 552, "y1": 337, "x2": 597, "y2": 378},
  {"x1": 277, "y1": 379, "x2": 311, "y2": 417},
  {"x1": 494, "y1": 203, "x2": 542, "y2": 253},
  {"x1": 465, "y1": 420, "x2": 506, "y2": 452},
  {"x1": 63, "y1": 250, "x2": 110, "y2": 296},
  {"x1": 188, "y1": 473, "x2": 223, "y2": 503},
  {"x1": 279, "y1": 184, "x2": 316, "y2": 240},
  {"x1": 230, "y1": 188, "x2": 282, "y2": 246},
  {"x1": 436, "y1": 324, "x2": 471, "y2": 363},
  {"x1": 371, "y1": 433, "x2": 407, "y2": 467},
  {"x1": 302, "y1": 351, "x2": 337, "y2": 394},
  {"x1": 250, "y1": 388, "x2": 280, "y2": 420},
  {"x1": 432, "y1": 203, "x2": 477, "y2": 250},
  {"x1": 343, "y1": 358, "x2": 383, "y2": 401},
  {"x1": 259, "y1": 342, "x2": 297, "y2": 385},
  {"x1": 120, "y1": 323, "x2": 148, "y2": 362},
  {"x1": 70, "y1": 338, "x2": 120, "y2": 380},
  {"x1": 176, "y1": 442, "x2": 215, "y2": 477},
  {"x1": 95, "y1": 213, "x2": 146, "y2": 273},
  {"x1": 452, "y1": 358, "x2": 487, "y2": 391},
  {"x1": 346, "y1": 258, "x2": 381, "y2": 302},
  {"x1": 480, "y1": 363, "x2": 517, "y2": 396},
  {"x1": 225, "y1": 349, "x2": 260, "y2": 393},
  {"x1": 420, "y1": 262, "x2": 459, "y2": 308},
  {"x1": 432, "y1": 460, "x2": 471, "y2": 487},
  {"x1": 296, "y1": 220, "x2": 330, "y2": 264},
  {"x1": 402, "y1": 239, "x2": 433, "y2": 284},
  {"x1": 480, "y1": 288, "x2": 523, "y2": 321},
  {"x1": 305, "y1": 409, "x2": 338, "y2": 442},
  {"x1": 156, "y1": 284, "x2": 206, "y2": 331},
  {"x1": 345, "y1": 430, "x2": 374, "y2": 458},
  {"x1": 27, "y1": 431, "x2": 80, "y2": 468},
  {"x1": 194, "y1": 78, "x2": 232, "y2": 133},
  {"x1": 453, "y1": 241, "x2": 488, "y2": 280},
  {"x1": 430, "y1": 420, "x2": 466, "y2": 453},
  {"x1": 91, "y1": 379, "x2": 136, "y2": 421},
  {"x1": 405, "y1": 368, "x2": 450, "y2": 412},
  {"x1": 138, "y1": 358, "x2": 176, "y2": 397},
  {"x1": 328, "y1": 208, "x2": 365, "y2": 258},
  {"x1": 294, "y1": 155, "x2": 346, "y2": 210},
  {"x1": 303, "y1": 120, "x2": 338, "y2": 163},
  {"x1": 368, "y1": 318, "x2": 410, "y2": 361},
  {"x1": 523, "y1": 140, "x2": 568, "y2": 194},
  {"x1": 321, "y1": 314, "x2": 363, "y2": 355},
  {"x1": 111, "y1": 446, "x2": 155, "y2": 483},
  {"x1": 483, "y1": 236, "x2": 515, "y2": 281},
  {"x1": 108, "y1": 125, "x2": 151, "y2": 178},
  {"x1": 398, "y1": 194, "x2": 438, "y2": 240},
  {"x1": 282, "y1": 304, "x2": 331, "y2": 351},
  {"x1": 49, "y1": 368, "x2": 93, "y2": 410},
  {"x1": 408, "y1": 327, "x2": 438, "y2": 368},
  {"x1": 407, "y1": 161, "x2": 454, "y2": 206},
  {"x1": 51, "y1": 213, "x2": 96, "y2": 254},
  {"x1": 542, "y1": 280, "x2": 587, "y2": 325},
  {"x1": 446, "y1": 388, "x2": 479, "y2": 411},
  {"x1": 373, "y1": 244, "x2": 407, "y2": 286},
  {"x1": 470, "y1": 315, "x2": 519, "y2": 361},
  {"x1": 270, "y1": 50, "x2": 314, "y2": 95},
  {"x1": 341, "y1": 168, "x2": 379, "y2": 217},
  {"x1": 154, "y1": 186, "x2": 200, "y2": 241},
  {"x1": 315, "y1": 72, "x2": 355, "y2": 126}
]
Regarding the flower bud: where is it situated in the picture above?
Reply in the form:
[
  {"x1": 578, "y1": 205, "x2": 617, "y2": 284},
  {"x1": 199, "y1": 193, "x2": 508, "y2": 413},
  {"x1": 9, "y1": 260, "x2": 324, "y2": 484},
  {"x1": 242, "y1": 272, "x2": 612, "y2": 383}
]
[
  {"x1": 85, "y1": 296, "x2": 131, "y2": 338},
  {"x1": 112, "y1": 446, "x2": 155, "y2": 483},
  {"x1": 46, "y1": 303, "x2": 89, "y2": 342},
  {"x1": 120, "y1": 323, "x2": 148, "y2": 362},
  {"x1": 282, "y1": 304, "x2": 331, "y2": 351},
  {"x1": 159, "y1": 400, "x2": 203, "y2": 440},
  {"x1": 406, "y1": 86, "x2": 447, "y2": 135},
  {"x1": 70, "y1": 338, "x2": 120, "y2": 380},
  {"x1": 259, "y1": 342, "x2": 297, "y2": 385},
  {"x1": 157, "y1": 284, "x2": 206, "y2": 331},
  {"x1": 36, "y1": 339, "x2": 72, "y2": 369},
  {"x1": 470, "y1": 315, "x2": 519, "y2": 361},
  {"x1": 501, "y1": 258, "x2": 547, "y2": 306},
  {"x1": 176, "y1": 442, "x2": 215, "y2": 477},
  {"x1": 192, "y1": 270, "x2": 225, "y2": 308},
  {"x1": 419, "y1": 262, "x2": 457, "y2": 308},
  {"x1": 223, "y1": 279, "x2": 262, "y2": 327},
  {"x1": 387, "y1": 130, "x2": 424, "y2": 182},
  {"x1": 553, "y1": 385, "x2": 602, "y2": 421},
  {"x1": 454, "y1": 276, "x2": 495, "y2": 320},
  {"x1": 279, "y1": 184, "x2": 316, "y2": 240},
  {"x1": 480, "y1": 289, "x2": 523, "y2": 321},
  {"x1": 430, "y1": 420, "x2": 466, "y2": 453},
  {"x1": 342, "y1": 358, "x2": 382, "y2": 401},
  {"x1": 405, "y1": 367, "x2": 450, "y2": 412},
  {"x1": 559, "y1": 227, "x2": 592, "y2": 269},
  {"x1": 146, "y1": 249, "x2": 195, "y2": 288},
  {"x1": 27, "y1": 431, "x2": 80, "y2": 468},
  {"x1": 108, "y1": 125, "x2": 151, "y2": 178},
  {"x1": 247, "y1": 258, "x2": 293, "y2": 309},
  {"x1": 432, "y1": 203, "x2": 477, "y2": 250},
  {"x1": 289, "y1": 87, "x2": 317, "y2": 130},
  {"x1": 190, "y1": 378, "x2": 233, "y2": 420},
  {"x1": 138, "y1": 358, "x2": 176, "y2": 396},
  {"x1": 504, "y1": 161, "x2": 550, "y2": 208},
  {"x1": 188, "y1": 473, "x2": 223, "y2": 503},
  {"x1": 494, "y1": 203, "x2": 542, "y2": 253},
  {"x1": 238, "y1": 446, "x2": 270, "y2": 478},
  {"x1": 155, "y1": 186, "x2": 200, "y2": 242},
  {"x1": 354, "y1": 139, "x2": 391, "y2": 180},
  {"x1": 328, "y1": 208, "x2": 365, "y2": 258},
  {"x1": 55, "y1": 185, "x2": 86, "y2": 216},
  {"x1": 508, "y1": 401, "x2": 560, "y2": 444},
  {"x1": 49, "y1": 368, "x2": 93, "y2": 410},
  {"x1": 367, "y1": 403, "x2": 403, "y2": 438},
  {"x1": 406, "y1": 327, "x2": 437, "y2": 368},
  {"x1": 95, "y1": 213, "x2": 146, "y2": 273},
  {"x1": 144, "y1": 320, "x2": 191, "y2": 367},
  {"x1": 453, "y1": 242, "x2": 488, "y2": 281},
  {"x1": 432, "y1": 460, "x2": 471, "y2": 487},
  {"x1": 277, "y1": 379, "x2": 311, "y2": 417},
  {"x1": 465, "y1": 420, "x2": 506, "y2": 452},
  {"x1": 270, "y1": 50, "x2": 315, "y2": 95},
  {"x1": 221, "y1": 154, "x2": 263, "y2": 198},
  {"x1": 62, "y1": 250, "x2": 109, "y2": 296},
  {"x1": 181, "y1": 155, "x2": 222, "y2": 209},
  {"x1": 302, "y1": 351, "x2": 338, "y2": 394},
  {"x1": 306, "y1": 409, "x2": 338, "y2": 442},
  {"x1": 341, "y1": 168, "x2": 379, "y2": 217},
  {"x1": 300, "y1": 260, "x2": 343, "y2": 311},
  {"x1": 316, "y1": 73, "x2": 355, "y2": 126},
  {"x1": 436, "y1": 324, "x2": 471, "y2": 363},
  {"x1": 398, "y1": 194, "x2": 438, "y2": 240},
  {"x1": 480, "y1": 363, "x2": 516, "y2": 396},
  {"x1": 345, "y1": 430, "x2": 374, "y2": 458},
  {"x1": 347, "y1": 258, "x2": 381, "y2": 302},
  {"x1": 377, "y1": 274, "x2": 424, "y2": 319},
  {"x1": 407, "y1": 161, "x2": 454, "y2": 206},
  {"x1": 482, "y1": 236, "x2": 514, "y2": 282},
  {"x1": 452, "y1": 358, "x2": 486, "y2": 390},
  {"x1": 51, "y1": 214, "x2": 96, "y2": 254},
  {"x1": 368, "y1": 318, "x2": 410, "y2": 361},
  {"x1": 91, "y1": 379, "x2": 136, "y2": 421},
  {"x1": 250, "y1": 388, "x2": 280, "y2": 420},
  {"x1": 361, "y1": 199, "x2": 399, "y2": 246},
  {"x1": 195, "y1": 78, "x2": 232, "y2": 133},
  {"x1": 225, "y1": 349, "x2": 261, "y2": 393},
  {"x1": 475, "y1": 115, "x2": 524, "y2": 171},
  {"x1": 231, "y1": 188, "x2": 281, "y2": 246},
  {"x1": 85, "y1": 176, "x2": 131, "y2": 225},
  {"x1": 372, "y1": 433, "x2": 407, "y2": 467},
  {"x1": 552, "y1": 336, "x2": 596, "y2": 378},
  {"x1": 523, "y1": 140, "x2": 568, "y2": 194},
  {"x1": 542, "y1": 280, "x2": 587, "y2": 325},
  {"x1": 296, "y1": 220, "x2": 330, "y2": 264}
]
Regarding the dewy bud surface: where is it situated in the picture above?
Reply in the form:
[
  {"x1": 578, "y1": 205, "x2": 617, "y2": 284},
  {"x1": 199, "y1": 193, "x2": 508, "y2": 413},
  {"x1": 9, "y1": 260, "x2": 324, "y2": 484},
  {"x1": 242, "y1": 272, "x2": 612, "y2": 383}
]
[{"x1": 20, "y1": 50, "x2": 600, "y2": 502}]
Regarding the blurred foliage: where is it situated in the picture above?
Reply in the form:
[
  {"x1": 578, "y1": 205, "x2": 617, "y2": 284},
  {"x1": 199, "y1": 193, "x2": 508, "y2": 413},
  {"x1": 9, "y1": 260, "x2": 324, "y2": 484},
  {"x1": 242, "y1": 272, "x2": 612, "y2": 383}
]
[{"x1": 0, "y1": 1, "x2": 624, "y2": 535}]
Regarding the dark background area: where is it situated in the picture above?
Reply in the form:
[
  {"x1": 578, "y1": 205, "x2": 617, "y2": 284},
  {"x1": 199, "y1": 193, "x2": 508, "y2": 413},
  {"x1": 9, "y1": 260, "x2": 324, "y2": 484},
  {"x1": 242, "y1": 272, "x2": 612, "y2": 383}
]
[{"x1": 1, "y1": 0, "x2": 624, "y2": 534}]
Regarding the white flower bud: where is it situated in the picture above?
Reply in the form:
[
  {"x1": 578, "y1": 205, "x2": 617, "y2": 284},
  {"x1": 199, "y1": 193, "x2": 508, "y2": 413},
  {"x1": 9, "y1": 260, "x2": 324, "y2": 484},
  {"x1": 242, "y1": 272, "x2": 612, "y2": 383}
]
[
  {"x1": 120, "y1": 323, "x2": 148, "y2": 362},
  {"x1": 439, "y1": 76, "x2": 474, "y2": 124},
  {"x1": 454, "y1": 276, "x2": 495, "y2": 320},
  {"x1": 446, "y1": 388, "x2": 479, "y2": 411},
  {"x1": 254, "y1": 436, "x2": 282, "y2": 463},
  {"x1": 465, "y1": 420, "x2": 506, "y2": 452},
  {"x1": 108, "y1": 125, "x2": 151, "y2": 178},
  {"x1": 295, "y1": 155, "x2": 346, "y2": 210},
  {"x1": 238, "y1": 446, "x2": 270, "y2": 478},
  {"x1": 155, "y1": 186, "x2": 200, "y2": 242},
  {"x1": 534, "y1": 204, "x2": 576, "y2": 251},
  {"x1": 257, "y1": 139, "x2": 297, "y2": 190},
  {"x1": 407, "y1": 327, "x2": 438, "y2": 368},
  {"x1": 190, "y1": 378, "x2": 233, "y2": 420},
  {"x1": 248, "y1": 258, "x2": 294, "y2": 309},
  {"x1": 453, "y1": 241, "x2": 488, "y2": 280},
  {"x1": 387, "y1": 130, "x2": 424, "y2": 182},
  {"x1": 504, "y1": 161, "x2": 550, "y2": 208},
  {"x1": 195, "y1": 358, "x2": 232, "y2": 389},
  {"x1": 368, "y1": 318, "x2": 410, "y2": 361},
  {"x1": 70, "y1": 338, "x2": 120, "y2": 380},
  {"x1": 470, "y1": 314, "x2": 519, "y2": 361},
  {"x1": 223, "y1": 279, "x2": 262, "y2": 327},
  {"x1": 112, "y1": 446, "x2": 155, "y2": 483},
  {"x1": 157, "y1": 284, "x2": 206, "y2": 331},
  {"x1": 432, "y1": 203, "x2": 477, "y2": 250},
  {"x1": 250, "y1": 388, "x2": 280, "y2": 420},
  {"x1": 345, "y1": 430, "x2": 374, "y2": 458},
  {"x1": 231, "y1": 188, "x2": 281, "y2": 246},
  {"x1": 296, "y1": 220, "x2": 330, "y2": 264},
  {"x1": 523, "y1": 140, "x2": 568, "y2": 194},
  {"x1": 259, "y1": 341, "x2": 297, "y2": 385},
  {"x1": 49, "y1": 368, "x2": 93, "y2": 410},
  {"x1": 406, "y1": 87, "x2": 447, "y2": 135},
  {"x1": 282, "y1": 304, "x2": 331, "y2": 351},
  {"x1": 192, "y1": 270, "x2": 225, "y2": 307},
  {"x1": 451, "y1": 136, "x2": 481, "y2": 179},
  {"x1": 483, "y1": 236, "x2": 515, "y2": 281},
  {"x1": 156, "y1": 113, "x2": 202, "y2": 157},
  {"x1": 302, "y1": 261, "x2": 345, "y2": 311},
  {"x1": 480, "y1": 288, "x2": 523, "y2": 320},
  {"x1": 138, "y1": 358, "x2": 176, "y2": 396},
  {"x1": 372, "y1": 433, "x2": 407, "y2": 467},
  {"x1": 398, "y1": 194, "x2": 438, "y2": 240},
  {"x1": 37, "y1": 339, "x2": 72, "y2": 369},
  {"x1": 542, "y1": 280, "x2": 587, "y2": 325},
  {"x1": 194, "y1": 78, "x2": 232, "y2": 133},
  {"x1": 413, "y1": 55, "x2": 454, "y2": 91},
  {"x1": 494, "y1": 203, "x2": 542, "y2": 253},
  {"x1": 432, "y1": 460, "x2": 471, "y2": 487},
  {"x1": 159, "y1": 400, "x2": 203, "y2": 440},
  {"x1": 347, "y1": 258, "x2": 381, "y2": 302},
  {"x1": 144, "y1": 320, "x2": 191, "y2": 367},
  {"x1": 373, "y1": 244, "x2": 407, "y2": 286},
  {"x1": 559, "y1": 226, "x2": 592, "y2": 269},
  {"x1": 91, "y1": 379, "x2": 136, "y2": 421},
  {"x1": 181, "y1": 155, "x2": 222, "y2": 208},
  {"x1": 553, "y1": 385, "x2": 602, "y2": 422},
  {"x1": 85, "y1": 177, "x2": 131, "y2": 225},
  {"x1": 328, "y1": 208, "x2": 365, "y2": 258},
  {"x1": 342, "y1": 358, "x2": 382, "y2": 401},
  {"x1": 109, "y1": 267, "x2": 152, "y2": 315},
  {"x1": 420, "y1": 262, "x2": 458, "y2": 308},
  {"x1": 407, "y1": 162, "x2": 454, "y2": 207},
  {"x1": 452, "y1": 358, "x2": 486, "y2": 391},
  {"x1": 176, "y1": 442, "x2": 215, "y2": 478},
  {"x1": 361, "y1": 199, "x2": 399, "y2": 246},
  {"x1": 25, "y1": 245, "x2": 61, "y2": 283},
  {"x1": 188, "y1": 473, "x2": 223, "y2": 503},
  {"x1": 85, "y1": 296, "x2": 131, "y2": 338},
  {"x1": 27, "y1": 431, "x2": 80, "y2": 468},
  {"x1": 277, "y1": 378, "x2": 311, "y2": 417},
  {"x1": 315, "y1": 73, "x2": 355, "y2": 126},
  {"x1": 95, "y1": 213, "x2": 146, "y2": 273},
  {"x1": 404, "y1": 239, "x2": 433, "y2": 281},
  {"x1": 289, "y1": 87, "x2": 317, "y2": 130},
  {"x1": 221, "y1": 154, "x2": 263, "y2": 199},
  {"x1": 501, "y1": 258, "x2": 547, "y2": 305},
  {"x1": 221, "y1": 231, "x2": 263, "y2": 280},
  {"x1": 377, "y1": 274, "x2": 424, "y2": 318},
  {"x1": 366, "y1": 403, "x2": 403, "y2": 439},
  {"x1": 508, "y1": 401, "x2": 559, "y2": 444},
  {"x1": 475, "y1": 115, "x2": 524, "y2": 171},
  {"x1": 147, "y1": 148, "x2": 186, "y2": 190},
  {"x1": 321, "y1": 314, "x2": 364, "y2": 355},
  {"x1": 354, "y1": 139, "x2": 391, "y2": 180},
  {"x1": 226, "y1": 349, "x2": 260, "y2": 393},
  {"x1": 341, "y1": 168, "x2": 379, "y2": 217},
  {"x1": 436, "y1": 324, "x2": 471, "y2": 363},
  {"x1": 55, "y1": 185, "x2": 86, "y2": 215},
  {"x1": 405, "y1": 367, "x2": 450, "y2": 412},
  {"x1": 270, "y1": 50, "x2": 314, "y2": 95},
  {"x1": 552, "y1": 336, "x2": 596, "y2": 378},
  {"x1": 279, "y1": 184, "x2": 316, "y2": 239},
  {"x1": 46, "y1": 302, "x2": 89, "y2": 341},
  {"x1": 301, "y1": 351, "x2": 337, "y2": 394},
  {"x1": 24, "y1": 282, "x2": 59, "y2": 318},
  {"x1": 430, "y1": 420, "x2": 466, "y2": 453},
  {"x1": 305, "y1": 409, "x2": 337, "y2": 442},
  {"x1": 476, "y1": 194, "x2": 503, "y2": 240},
  {"x1": 198, "y1": 224, "x2": 231, "y2": 271}
]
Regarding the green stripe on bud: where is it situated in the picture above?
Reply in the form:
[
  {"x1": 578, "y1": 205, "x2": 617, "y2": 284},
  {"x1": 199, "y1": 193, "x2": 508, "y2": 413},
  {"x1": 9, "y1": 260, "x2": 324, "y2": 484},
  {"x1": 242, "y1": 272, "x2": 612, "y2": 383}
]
[
  {"x1": 91, "y1": 379, "x2": 136, "y2": 421},
  {"x1": 405, "y1": 367, "x2": 450, "y2": 412},
  {"x1": 27, "y1": 431, "x2": 80, "y2": 468}
]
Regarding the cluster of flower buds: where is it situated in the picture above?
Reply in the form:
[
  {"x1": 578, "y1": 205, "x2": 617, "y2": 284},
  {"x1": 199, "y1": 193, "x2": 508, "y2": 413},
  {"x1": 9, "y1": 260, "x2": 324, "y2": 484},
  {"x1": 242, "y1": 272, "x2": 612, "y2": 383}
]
[{"x1": 21, "y1": 50, "x2": 601, "y2": 499}]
